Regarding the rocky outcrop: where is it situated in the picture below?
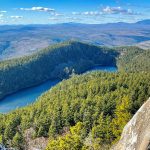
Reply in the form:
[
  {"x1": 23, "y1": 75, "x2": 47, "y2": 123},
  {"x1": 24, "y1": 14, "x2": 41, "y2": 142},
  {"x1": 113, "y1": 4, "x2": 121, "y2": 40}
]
[
  {"x1": 24, "y1": 128, "x2": 48, "y2": 150},
  {"x1": 112, "y1": 98, "x2": 150, "y2": 150}
]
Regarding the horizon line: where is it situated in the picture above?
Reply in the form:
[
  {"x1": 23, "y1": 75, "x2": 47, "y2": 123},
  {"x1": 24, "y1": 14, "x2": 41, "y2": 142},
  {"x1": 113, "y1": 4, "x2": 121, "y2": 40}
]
[{"x1": 0, "y1": 19, "x2": 150, "y2": 26}]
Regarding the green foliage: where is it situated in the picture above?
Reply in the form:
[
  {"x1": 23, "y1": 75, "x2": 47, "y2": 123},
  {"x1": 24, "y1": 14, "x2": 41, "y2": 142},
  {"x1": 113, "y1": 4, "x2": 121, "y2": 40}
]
[
  {"x1": 0, "y1": 72, "x2": 149, "y2": 149},
  {"x1": 0, "y1": 42, "x2": 149, "y2": 149},
  {"x1": 3, "y1": 115, "x2": 21, "y2": 142},
  {"x1": 0, "y1": 41, "x2": 117, "y2": 99},
  {"x1": 92, "y1": 113, "x2": 113, "y2": 145},
  {"x1": 46, "y1": 122, "x2": 84, "y2": 150},
  {"x1": 111, "y1": 96, "x2": 132, "y2": 142},
  {"x1": 0, "y1": 134, "x2": 3, "y2": 144},
  {"x1": 117, "y1": 46, "x2": 150, "y2": 72},
  {"x1": 12, "y1": 132, "x2": 24, "y2": 150}
]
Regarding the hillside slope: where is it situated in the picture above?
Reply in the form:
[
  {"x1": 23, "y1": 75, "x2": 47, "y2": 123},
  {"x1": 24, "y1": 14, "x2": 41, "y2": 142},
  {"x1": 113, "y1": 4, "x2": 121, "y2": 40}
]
[
  {"x1": 116, "y1": 46, "x2": 150, "y2": 72},
  {"x1": 0, "y1": 41, "x2": 117, "y2": 99},
  {"x1": 0, "y1": 41, "x2": 150, "y2": 101},
  {"x1": 0, "y1": 72, "x2": 150, "y2": 149}
]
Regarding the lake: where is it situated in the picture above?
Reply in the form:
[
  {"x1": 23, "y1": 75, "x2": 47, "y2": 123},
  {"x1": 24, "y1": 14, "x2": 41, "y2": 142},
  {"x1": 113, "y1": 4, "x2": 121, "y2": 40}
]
[{"x1": 0, "y1": 66, "x2": 117, "y2": 113}]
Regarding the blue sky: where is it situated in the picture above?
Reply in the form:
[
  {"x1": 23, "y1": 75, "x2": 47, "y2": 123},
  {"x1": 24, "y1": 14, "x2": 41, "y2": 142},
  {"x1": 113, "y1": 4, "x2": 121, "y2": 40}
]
[{"x1": 0, "y1": 0, "x2": 150, "y2": 24}]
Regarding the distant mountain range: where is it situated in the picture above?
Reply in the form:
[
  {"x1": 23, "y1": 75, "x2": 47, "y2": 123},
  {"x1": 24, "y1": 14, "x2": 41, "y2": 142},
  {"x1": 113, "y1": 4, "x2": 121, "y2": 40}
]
[
  {"x1": 136, "y1": 19, "x2": 150, "y2": 25},
  {"x1": 0, "y1": 19, "x2": 150, "y2": 60}
]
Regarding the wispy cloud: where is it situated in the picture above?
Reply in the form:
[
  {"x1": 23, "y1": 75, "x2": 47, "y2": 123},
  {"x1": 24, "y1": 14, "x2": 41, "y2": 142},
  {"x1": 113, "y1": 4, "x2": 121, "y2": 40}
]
[
  {"x1": 10, "y1": 16, "x2": 23, "y2": 19},
  {"x1": 72, "y1": 6, "x2": 138, "y2": 17},
  {"x1": 102, "y1": 6, "x2": 136, "y2": 15},
  {"x1": 0, "y1": 14, "x2": 4, "y2": 18},
  {"x1": 54, "y1": 13, "x2": 63, "y2": 17},
  {"x1": 0, "y1": 10, "x2": 7, "y2": 13},
  {"x1": 0, "y1": 19, "x2": 7, "y2": 24},
  {"x1": 20, "y1": 7, "x2": 55, "y2": 12},
  {"x1": 82, "y1": 11, "x2": 102, "y2": 16},
  {"x1": 65, "y1": 17, "x2": 80, "y2": 20},
  {"x1": 72, "y1": 12, "x2": 81, "y2": 15},
  {"x1": 72, "y1": 11, "x2": 102, "y2": 16},
  {"x1": 1, "y1": 3, "x2": 145, "y2": 25},
  {"x1": 0, "y1": 11, "x2": 6, "y2": 23},
  {"x1": 48, "y1": 17, "x2": 59, "y2": 21}
]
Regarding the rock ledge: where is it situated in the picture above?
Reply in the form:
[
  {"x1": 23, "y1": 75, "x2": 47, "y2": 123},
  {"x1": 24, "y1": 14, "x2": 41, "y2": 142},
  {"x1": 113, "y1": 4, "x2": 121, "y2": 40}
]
[{"x1": 112, "y1": 98, "x2": 150, "y2": 150}]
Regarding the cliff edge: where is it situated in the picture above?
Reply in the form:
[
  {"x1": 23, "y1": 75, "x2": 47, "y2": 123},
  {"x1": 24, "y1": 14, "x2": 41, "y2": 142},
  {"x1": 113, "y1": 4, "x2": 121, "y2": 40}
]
[{"x1": 112, "y1": 98, "x2": 150, "y2": 150}]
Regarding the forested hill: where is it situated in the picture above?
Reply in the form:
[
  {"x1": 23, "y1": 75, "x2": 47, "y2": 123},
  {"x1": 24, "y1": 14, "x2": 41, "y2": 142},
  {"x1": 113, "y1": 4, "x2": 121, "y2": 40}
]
[
  {"x1": 0, "y1": 41, "x2": 150, "y2": 149},
  {"x1": 116, "y1": 47, "x2": 150, "y2": 72},
  {"x1": 0, "y1": 72, "x2": 150, "y2": 149},
  {"x1": 0, "y1": 40, "x2": 149, "y2": 100},
  {"x1": 0, "y1": 41, "x2": 117, "y2": 99}
]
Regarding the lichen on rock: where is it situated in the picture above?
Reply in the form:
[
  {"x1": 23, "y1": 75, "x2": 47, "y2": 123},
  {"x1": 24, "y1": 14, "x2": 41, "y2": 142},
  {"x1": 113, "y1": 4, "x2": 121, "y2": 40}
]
[{"x1": 112, "y1": 98, "x2": 150, "y2": 150}]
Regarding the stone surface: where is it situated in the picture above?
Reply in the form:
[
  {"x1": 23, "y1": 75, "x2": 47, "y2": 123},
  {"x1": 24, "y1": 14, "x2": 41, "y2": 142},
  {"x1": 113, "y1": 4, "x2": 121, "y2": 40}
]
[
  {"x1": 112, "y1": 98, "x2": 150, "y2": 150},
  {"x1": 24, "y1": 128, "x2": 48, "y2": 150}
]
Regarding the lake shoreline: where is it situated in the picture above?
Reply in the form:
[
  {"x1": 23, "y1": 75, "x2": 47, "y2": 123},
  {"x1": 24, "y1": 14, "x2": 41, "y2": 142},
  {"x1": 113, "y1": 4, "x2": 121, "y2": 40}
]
[
  {"x1": 0, "y1": 64, "x2": 117, "y2": 101},
  {"x1": 0, "y1": 66, "x2": 117, "y2": 113}
]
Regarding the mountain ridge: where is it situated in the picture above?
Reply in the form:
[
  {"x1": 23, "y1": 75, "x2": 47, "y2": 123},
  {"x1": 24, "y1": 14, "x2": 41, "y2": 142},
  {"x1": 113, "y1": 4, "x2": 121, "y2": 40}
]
[
  {"x1": 0, "y1": 41, "x2": 117, "y2": 100},
  {"x1": 0, "y1": 19, "x2": 149, "y2": 60},
  {"x1": 0, "y1": 19, "x2": 150, "y2": 26}
]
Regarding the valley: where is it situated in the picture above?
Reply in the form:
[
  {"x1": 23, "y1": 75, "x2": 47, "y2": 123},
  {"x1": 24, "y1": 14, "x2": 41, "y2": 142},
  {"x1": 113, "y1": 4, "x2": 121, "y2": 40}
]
[
  {"x1": 0, "y1": 20, "x2": 150, "y2": 60},
  {"x1": 0, "y1": 39, "x2": 149, "y2": 149},
  {"x1": 0, "y1": 0, "x2": 150, "y2": 149},
  {"x1": 0, "y1": 41, "x2": 118, "y2": 100}
]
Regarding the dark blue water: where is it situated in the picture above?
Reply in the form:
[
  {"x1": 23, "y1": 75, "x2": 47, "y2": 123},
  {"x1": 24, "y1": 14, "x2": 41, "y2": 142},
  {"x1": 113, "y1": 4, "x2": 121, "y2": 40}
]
[
  {"x1": 0, "y1": 80, "x2": 59, "y2": 113},
  {"x1": 86, "y1": 66, "x2": 117, "y2": 72},
  {"x1": 0, "y1": 66, "x2": 117, "y2": 113}
]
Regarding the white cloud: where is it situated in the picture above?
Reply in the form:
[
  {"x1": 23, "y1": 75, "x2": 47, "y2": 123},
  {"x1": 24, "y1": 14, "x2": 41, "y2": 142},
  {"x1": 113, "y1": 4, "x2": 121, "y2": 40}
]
[
  {"x1": 0, "y1": 14, "x2": 4, "y2": 18},
  {"x1": 102, "y1": 6, "x2": 135, "y2": 15},
  {"x1": 10, "y1": 16, "x2": 23, "y2": 19},
  {"x1": 0, "y1": 11, "x2": 7, "y2": 13},
  {"x1": 20, "y1": 7, "x2": 55, "y2": 12},
  {"x1": 54, "y1": 13, "x2": 63, "y2": 16},
  {"x1": 48, "y1": 17, "x2": 59, "y2": 21},
  {"x1": 72, "y1": 11, "x2": 102, "y2": 16},
  {"x1": 71, "y1": 7, "x2": 139, "y2": 18},
  {"x1": 65, "y1": 17, "x2": 78, "y2": 20},
  {"x1": 82, "y1": 11, "x2": 102, "y2": 16},
  {"x1": 72, "y1": 12, "x2": 81, "y2": 15},
  {"x1": 0, "y1": 19, "x2": 7, "y2": 24}
]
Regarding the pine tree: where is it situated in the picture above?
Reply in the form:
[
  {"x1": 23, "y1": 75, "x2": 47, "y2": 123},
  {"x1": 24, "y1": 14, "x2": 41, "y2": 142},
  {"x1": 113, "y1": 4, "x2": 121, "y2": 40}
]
[
  {"x1": 12, "y1": 132, "x2": 24, "y2": 150},
  {"x1": 111, "y1": 96, "x2": 132, "y2": 142}
]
